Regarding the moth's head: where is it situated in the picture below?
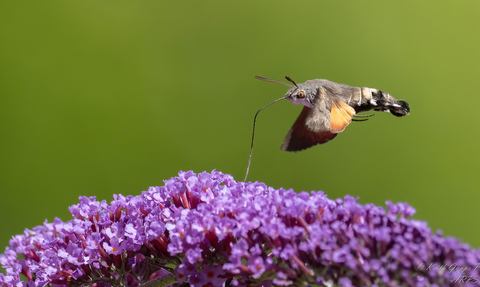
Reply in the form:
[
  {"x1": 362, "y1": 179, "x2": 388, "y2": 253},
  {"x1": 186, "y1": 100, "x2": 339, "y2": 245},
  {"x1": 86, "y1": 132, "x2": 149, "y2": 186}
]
[
  {"x1": 285, "y1": 86, "x2": 306, "y2": 104},
  {"x1": 253, "y1": 75, "x2": 316, "y2": 107},
  {"x1": 284, "y1": 77, "x2": 315, "y2": 107}
]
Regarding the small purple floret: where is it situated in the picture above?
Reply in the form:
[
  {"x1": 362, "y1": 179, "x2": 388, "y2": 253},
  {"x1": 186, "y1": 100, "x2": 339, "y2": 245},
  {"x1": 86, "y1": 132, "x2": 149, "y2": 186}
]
[{"x1": 1, "y1": 170, "x2": 479, "y2": 286}]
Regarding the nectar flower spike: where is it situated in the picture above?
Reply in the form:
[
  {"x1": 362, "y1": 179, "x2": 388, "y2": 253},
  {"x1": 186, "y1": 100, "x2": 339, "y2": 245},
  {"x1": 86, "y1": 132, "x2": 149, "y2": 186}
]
[{"x1": 1, "y1": 170, "x2": 478, "y2": 287}]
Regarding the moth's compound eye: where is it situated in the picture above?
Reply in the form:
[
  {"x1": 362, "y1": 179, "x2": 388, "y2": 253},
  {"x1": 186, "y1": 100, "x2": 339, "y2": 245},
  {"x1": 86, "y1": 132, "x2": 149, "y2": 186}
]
[{"x1": 297, "y1": 90, "x2": 306, "y2": 98}]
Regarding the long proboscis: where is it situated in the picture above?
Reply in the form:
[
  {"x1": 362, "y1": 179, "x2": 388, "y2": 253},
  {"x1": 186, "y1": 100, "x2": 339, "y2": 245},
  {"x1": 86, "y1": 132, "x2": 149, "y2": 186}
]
[
  {"x1": 244, "y1": 96, "x2": 286, "y2": 182},
  {"x1": 244, "y1": 76, "x2": 292, "y2": 182}
]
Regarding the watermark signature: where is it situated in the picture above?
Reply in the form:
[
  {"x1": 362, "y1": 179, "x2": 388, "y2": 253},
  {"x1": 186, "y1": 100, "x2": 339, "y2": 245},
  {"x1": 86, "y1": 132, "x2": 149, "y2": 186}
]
[{"x1": 416, "y1": 263, "x2": 480, "y2": 283}]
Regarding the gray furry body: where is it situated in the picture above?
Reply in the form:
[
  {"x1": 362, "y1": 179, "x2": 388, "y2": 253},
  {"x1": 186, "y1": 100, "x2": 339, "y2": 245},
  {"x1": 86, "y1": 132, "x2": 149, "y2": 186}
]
[{"x1": 285, "y1": 79, "x2": 409, "y2": 117}]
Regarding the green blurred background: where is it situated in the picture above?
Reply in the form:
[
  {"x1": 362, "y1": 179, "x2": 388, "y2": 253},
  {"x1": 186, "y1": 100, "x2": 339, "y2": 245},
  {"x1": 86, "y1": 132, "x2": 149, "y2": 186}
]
[{"x1": 1, "y1": 0, "x2": 480, "y2": 257}]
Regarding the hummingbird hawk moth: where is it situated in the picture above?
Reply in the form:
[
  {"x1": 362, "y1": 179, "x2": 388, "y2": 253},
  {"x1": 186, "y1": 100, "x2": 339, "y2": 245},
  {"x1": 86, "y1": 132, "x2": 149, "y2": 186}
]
[{"x1": 244, "y1": 75, "x2": 410, "y2": 181}]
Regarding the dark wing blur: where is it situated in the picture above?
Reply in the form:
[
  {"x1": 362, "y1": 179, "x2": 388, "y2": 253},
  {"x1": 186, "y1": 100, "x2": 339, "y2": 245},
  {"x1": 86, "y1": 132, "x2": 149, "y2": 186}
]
[
  {"x1": 281, "y1": 88, "x2": 355, "y2": 152},
  {"x1": 281, "y1": 106, "x2": 337, "y2": 151}
]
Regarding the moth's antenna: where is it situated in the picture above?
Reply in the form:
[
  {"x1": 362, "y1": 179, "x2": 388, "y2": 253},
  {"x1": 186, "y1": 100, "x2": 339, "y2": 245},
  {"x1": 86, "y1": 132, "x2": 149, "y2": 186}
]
[
  {"x1": 244, "y1": 96, "x2": 286, "y2": 182},
  {"x1": 254, "y1": 75, "x2": 293, "y2": 87},
  {"x1": 285, "y1": 76, "x2": 299, "y2": 88}
]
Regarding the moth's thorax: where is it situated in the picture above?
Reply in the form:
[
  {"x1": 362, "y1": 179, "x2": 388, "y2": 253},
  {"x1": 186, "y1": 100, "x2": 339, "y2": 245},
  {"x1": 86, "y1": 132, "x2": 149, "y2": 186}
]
[
  {"x1": 285, "y1": 79, "x2": 358, "y2": 108},
  {"x1": 285, "y1": 79, "x2": 334, "y2": 108}
]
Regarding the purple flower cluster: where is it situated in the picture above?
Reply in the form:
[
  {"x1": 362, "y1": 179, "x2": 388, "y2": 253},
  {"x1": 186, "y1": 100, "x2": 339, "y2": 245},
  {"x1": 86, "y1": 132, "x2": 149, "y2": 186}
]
[{"x1": 1, "y1": 170, "x2": 480, "y2": 287}]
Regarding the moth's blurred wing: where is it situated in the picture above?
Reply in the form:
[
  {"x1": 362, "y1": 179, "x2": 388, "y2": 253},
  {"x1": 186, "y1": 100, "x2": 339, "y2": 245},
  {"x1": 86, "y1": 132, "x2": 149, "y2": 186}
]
[
  {"x1": 304, "y1": 88, "x2": 332, "y2": 133},
  {"x1": 281, "y1": 106, "x2": 337, "y2": 152},
  {"x1": 305, "y1": 88, "x2": 356, "y2": 133},
  {"x1": 329, "y1": 97, "x2": 356, "y2": 133},
  {"x1": 281, "y1": 88, "x2": 356, "y2": 152}
]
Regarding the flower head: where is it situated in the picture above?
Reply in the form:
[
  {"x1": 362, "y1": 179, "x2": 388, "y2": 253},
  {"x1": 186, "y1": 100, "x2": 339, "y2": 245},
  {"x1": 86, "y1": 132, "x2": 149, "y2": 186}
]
[{"x1": 1, "y1": 170, "x2": 479, "y2": 286}]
